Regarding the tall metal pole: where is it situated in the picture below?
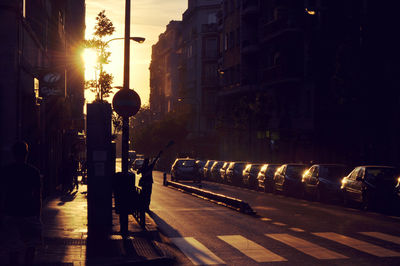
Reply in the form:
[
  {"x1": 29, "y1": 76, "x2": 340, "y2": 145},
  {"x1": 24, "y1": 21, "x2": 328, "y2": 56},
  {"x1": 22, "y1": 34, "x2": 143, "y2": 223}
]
[{"x1": 122, "y1": 0, "x2": 131, "y2": 174}]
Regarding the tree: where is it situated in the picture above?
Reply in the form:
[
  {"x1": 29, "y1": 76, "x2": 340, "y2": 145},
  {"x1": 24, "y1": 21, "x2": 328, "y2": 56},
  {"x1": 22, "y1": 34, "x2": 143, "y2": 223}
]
[{"x1": 84, "y1": 10, "x2": 115, "y2": 102}]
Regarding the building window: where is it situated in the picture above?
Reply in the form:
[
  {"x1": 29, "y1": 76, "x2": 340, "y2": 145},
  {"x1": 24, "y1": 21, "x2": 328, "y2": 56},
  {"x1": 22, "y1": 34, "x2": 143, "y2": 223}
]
[
  {"x1": 22, "y1": 0, "x2": 26, "y2": 17},
  {"x1": 187, "y1": 44, "x2": 193, "y2": 58},
  {"x1": 34, "y1": 78, "x2": 39, "y2": 98},
  {"x1": 208, "y1": 12, "x2": 217, "y2": 24},
  {"x1": 204, "y1": 63, "x2": 218, "y2": 81},
  {"x1": 224, "y1": 33, "x2": 228, "y2": 51},
  {"x1": 205, "y1": 38, "x2": 217, "y2": 58}
]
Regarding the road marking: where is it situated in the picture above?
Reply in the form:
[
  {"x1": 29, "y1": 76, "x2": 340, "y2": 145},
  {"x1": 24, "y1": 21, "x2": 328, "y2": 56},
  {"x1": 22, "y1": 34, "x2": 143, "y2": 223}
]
[
  {"x1": 360, "y1": 232, "x2": 400, "y2": 245},
  {"x1": 171, "y1": 237, "x2": 225, "y2": 265},
  {"x1": 218, "y1": 235, "x2": 286, "y2": 262},
  {"x1": 289, "y1": 227, "x2": 305, "y2": 232},
  {"x1": 272, "y1": 222, "x2": 286, "y2": 226},
  {"x1": 313, "y1": 232, "x2": 400, "y2": 257},
  {"x1": 266, "y1": 233, "x2": 347, "y2": 259},
  {"x1": 260, "y1": 217, "x2": 272, "y2": 221}
]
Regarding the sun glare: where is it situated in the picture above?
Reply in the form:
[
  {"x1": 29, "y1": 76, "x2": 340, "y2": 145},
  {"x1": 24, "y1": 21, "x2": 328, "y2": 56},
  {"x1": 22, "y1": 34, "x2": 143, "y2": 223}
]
[{"x1": 82, "y1": 48, "x2": 98, "y2": 80}]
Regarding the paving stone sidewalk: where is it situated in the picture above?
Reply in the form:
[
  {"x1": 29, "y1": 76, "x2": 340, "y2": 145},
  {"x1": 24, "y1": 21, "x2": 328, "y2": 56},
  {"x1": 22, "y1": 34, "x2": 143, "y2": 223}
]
[{"x1": 0, "y1": 183, "x2": 173, "y2": 266}]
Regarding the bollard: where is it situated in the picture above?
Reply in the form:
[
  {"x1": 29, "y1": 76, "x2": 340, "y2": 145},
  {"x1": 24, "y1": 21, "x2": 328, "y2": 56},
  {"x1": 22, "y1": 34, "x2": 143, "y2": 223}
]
[{"x1": 163, "y1": 172, "x2": 167, "y2": 186}]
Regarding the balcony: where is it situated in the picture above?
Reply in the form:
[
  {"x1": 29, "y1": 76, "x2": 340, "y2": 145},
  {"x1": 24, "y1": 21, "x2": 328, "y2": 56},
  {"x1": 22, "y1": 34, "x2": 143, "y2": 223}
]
[
  {"x1": 241, "y1": 40, "x2": 258, "y2": 54},
  {"x1": 260, "y1": 65, "x2": 302, "y2": 85},
  {"x1": 242, "y1": 0, "x2": 259, "y2": 18},
  {"x1": 201, "y1": 23, "x2": 218, "y2": 34},
  {"x1": 260, "y1": 18, "x2": 302, "y2": 43}
]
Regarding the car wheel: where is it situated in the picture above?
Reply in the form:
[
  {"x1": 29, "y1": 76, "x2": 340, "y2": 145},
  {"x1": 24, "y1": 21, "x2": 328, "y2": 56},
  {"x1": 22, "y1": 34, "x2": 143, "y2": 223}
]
[
  {"x1": 282, "y1": 183, "x2": 289, "y2": 196},
  {"x1": 272, "y1": 182, "x2": 277, "y2": 194},
  {"x1": 315, "y1": 187, "x2": 322, "y2": 202},
  {"x1": 361, "y1": 192, "x2": 370, "y2": 211},
  {"x1": 300, "y1": 186, "x2": 306, "y2": 199},
  {"x1": 342, "y1": 190, "x2": 348, "y2": 206}
]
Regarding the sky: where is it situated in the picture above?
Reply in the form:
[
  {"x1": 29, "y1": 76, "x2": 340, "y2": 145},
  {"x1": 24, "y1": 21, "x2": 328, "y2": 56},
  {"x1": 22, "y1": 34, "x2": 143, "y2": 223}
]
[{"x1": 84, "y1": 0, "x2": 187, "y2": 105}]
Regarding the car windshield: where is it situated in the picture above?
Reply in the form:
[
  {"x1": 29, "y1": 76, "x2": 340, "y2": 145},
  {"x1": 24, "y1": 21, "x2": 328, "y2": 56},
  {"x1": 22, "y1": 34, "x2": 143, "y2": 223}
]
[
  {"x1": 266, "y1": 165, "x2": 279, "y2": 175},
  {"x1": 205, "y1": 161, "x2": 215, "y2": 167},
  {"x1": 234, "y1": 163, "x2": 246, "y2": 170},
  {"x1": 320, "y1": 166, "x2": 347, "y2": 180},
  {"x1": 286, "y1": 165, "x2": 305, "y2": 175},
  {"x1": 365, "y1": 168, "x2": 398, "y2": 183},
  {"x1": 250, "y1": 165, "x2": 262, "y2": 173},
  {"x1": 183, "y1": 160, "x2": 195, "y2": 167}
]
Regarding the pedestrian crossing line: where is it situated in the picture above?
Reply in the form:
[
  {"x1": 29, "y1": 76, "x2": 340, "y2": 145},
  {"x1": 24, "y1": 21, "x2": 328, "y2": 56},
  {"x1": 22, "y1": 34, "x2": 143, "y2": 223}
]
[
  {"x1": 313, "y1": 232, "x2": 400, "y2": 257},
  {"x1": 360, "y1": 232, "x2": 400, "y2": 245},
  {"x1": 265, "y1": 233, "x2": 348, "y2": 259},
  {"x1": 289, "y1": 227, "x2": 305, "y2": 232},
  {"x1": 218, "y1": 235, "x2": 287, "y2": 262},
  {"x1": 272, "y1": 222, "x2": 287, "y2": 226},
  {"x1": 171, "y1": 237, "x2": 225, "y2": 265}
]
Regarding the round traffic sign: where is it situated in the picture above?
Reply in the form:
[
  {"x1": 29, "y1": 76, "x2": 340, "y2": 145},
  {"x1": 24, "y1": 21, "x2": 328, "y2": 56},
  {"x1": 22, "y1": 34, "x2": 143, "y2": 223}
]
[{"x1": 112, "y1": 89, "x2": 141, "y2": 117}]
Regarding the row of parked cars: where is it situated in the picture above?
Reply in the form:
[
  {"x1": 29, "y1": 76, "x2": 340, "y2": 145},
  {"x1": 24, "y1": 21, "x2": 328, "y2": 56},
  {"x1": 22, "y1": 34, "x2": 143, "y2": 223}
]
[{"x1": 170, "y1": 158, "x2": 400, "y2": 212}]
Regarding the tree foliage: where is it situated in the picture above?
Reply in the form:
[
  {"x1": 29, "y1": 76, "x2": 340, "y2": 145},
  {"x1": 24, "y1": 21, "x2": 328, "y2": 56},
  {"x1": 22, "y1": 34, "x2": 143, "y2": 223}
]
[
  {"x1": 131, "y1": 107, "x2": 189, "y2": 159},
  {"x1": 84, "y1": 10, "x2": 115, "y2": 102}
]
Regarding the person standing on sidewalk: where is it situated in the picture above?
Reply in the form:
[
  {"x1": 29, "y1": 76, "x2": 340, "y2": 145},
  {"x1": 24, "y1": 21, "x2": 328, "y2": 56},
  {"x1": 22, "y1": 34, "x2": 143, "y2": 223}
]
[
  {"x1": 0, "y1": 141, "x2": 42, "y2": 265},
  {"x1": 138, "y1": 151, "x2": 162, "y2": 213}
]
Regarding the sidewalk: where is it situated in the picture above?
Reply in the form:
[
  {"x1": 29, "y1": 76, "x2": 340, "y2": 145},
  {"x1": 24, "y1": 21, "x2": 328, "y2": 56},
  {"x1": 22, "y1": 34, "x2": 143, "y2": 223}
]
[{"x1": 30, "y1": 183, "x2": 172, "y2": 266}]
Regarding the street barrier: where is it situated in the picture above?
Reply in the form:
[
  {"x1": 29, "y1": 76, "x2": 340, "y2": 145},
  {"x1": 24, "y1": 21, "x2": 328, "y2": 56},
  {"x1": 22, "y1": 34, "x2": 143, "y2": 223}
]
[{"x1": 165, "y1": 180, "x2": 255, "y2": 215}]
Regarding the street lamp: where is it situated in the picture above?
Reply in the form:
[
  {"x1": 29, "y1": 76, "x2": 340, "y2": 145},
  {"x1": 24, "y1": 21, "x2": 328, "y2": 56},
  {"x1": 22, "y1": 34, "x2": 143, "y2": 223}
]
[{"x1": 105, "y1": 36, "x2": 145, "y2": 46}]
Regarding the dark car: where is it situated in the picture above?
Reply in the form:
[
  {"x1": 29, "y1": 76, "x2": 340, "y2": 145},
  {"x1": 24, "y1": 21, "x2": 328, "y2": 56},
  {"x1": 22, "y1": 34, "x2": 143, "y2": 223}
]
[
  {"x1": 131, "y1": 158, "x2": 144, "y2": 171},
  {"x1": 341, "y1": 166, "x2": 400, "y2": 210},
  {"x1": 273, "y1": 163, "x2": 308, "y2": 196},
  {"x1": 203, "y1": 160, "x2": 216, "y2": 180},
  {"x1": 195, "y1": 160, "x2": 207, "y2": 180},
  {"x1": 171, "y1": 158, "x2": 197, "y2": 181},
  {"x1": 242, "y1": 163, "x2": 263, "y2": 189},
  {"x1": 219, "y1": 161, "x2": 231, "y2": 183},
  {"x1": 210, "y1": 161, "x2": 225, "y2": 182},
  {"x1": 257, "y1": 164, "x2": 281, "y2": 192},
  {"x1": 301, "y1": 164, "x2": 349, "y2": 202},
  {"x1": 226, "y1": 162, "x2": 248, "y2": 186}
]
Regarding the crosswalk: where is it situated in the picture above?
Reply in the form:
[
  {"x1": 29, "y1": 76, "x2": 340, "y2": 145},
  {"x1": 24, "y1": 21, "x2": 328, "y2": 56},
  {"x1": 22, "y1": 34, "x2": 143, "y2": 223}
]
[{"x1": 171, "y1": 232, "x2": 400, "y2": 265}]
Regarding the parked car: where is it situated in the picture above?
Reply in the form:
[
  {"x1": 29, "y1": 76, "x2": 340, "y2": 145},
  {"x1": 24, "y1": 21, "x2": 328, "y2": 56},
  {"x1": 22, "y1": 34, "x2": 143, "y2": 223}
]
[
  {"x1": 301, "y1": 164, "x2": 349, "y2": 202},
  {"x1": 273, "y1": 163, "x2": 308, "y2": 196},
  {"x1": 203, "y1": 160, "x2": 216, "y2": 180},
  {"x1": 195, "y1": 160, "x2": 207, "y2": 180},
  {"x1": 242, "y1": 163, "x2": 263, "y2": 189},
  {"x1": 341, "y1": 165, "x2": 400, "y2": 210},
  {"x1": 257, "y1": 164, "x2": 281, "y2": 192},
  {"x1": 131, "y1": 158, "x2": 144, "y2": 170},
  {"x1": 171, "y1": 158, "x2": 197, "y2": 181},
  {"x1": 226, "y1": 162, "x2": 248, "y2": 186},
  {"x1": 210, "y1": 161, "x2": 225, "y2": 182},
  {"x1": 219, "y1": 161, "x2": 231, "y2": 183}
]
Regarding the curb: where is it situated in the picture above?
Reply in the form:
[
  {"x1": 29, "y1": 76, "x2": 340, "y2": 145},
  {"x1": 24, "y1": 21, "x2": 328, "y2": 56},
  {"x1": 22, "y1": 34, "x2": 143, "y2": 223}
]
[{"x1": 165, "y1": 180, "x2": 256, "y2": 215}]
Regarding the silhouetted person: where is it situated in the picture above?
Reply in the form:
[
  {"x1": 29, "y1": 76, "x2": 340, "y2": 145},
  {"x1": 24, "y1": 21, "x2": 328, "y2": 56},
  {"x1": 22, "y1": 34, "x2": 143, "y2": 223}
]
[
  {"x1": 138, "y1": 151, "x2": 162, "y2": 213},
  {"x1": 0, "y1": 141, "x2": 42, "y2": 265}
]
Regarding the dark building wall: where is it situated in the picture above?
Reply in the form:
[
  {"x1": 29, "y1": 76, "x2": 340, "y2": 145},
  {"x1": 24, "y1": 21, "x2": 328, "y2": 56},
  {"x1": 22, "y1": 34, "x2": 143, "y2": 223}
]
[{"x1": 0, "y1": 0, "x2": 85, "y2": 197}]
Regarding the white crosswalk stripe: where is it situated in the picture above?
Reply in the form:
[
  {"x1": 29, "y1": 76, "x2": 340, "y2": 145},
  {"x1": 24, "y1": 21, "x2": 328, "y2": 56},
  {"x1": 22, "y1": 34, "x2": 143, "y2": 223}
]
[
  {"x1": 314, "y1": 232, "x2": 400, "y2": 257},
  {"x1": 360, "y1": 232, "x2": 400, "y2": 245},
  {"x1": 218, "y1": 235, "x2": 287, "y2": 262},
  {"x1": 171, "y1": 232, "x2": 400, "y2": 264},
  {"x1": 171, "y1": 237, "x2": 225, "y2": 265},
  {"x1": 265, "y1": 233, "x2": 348, "y2": 259}
]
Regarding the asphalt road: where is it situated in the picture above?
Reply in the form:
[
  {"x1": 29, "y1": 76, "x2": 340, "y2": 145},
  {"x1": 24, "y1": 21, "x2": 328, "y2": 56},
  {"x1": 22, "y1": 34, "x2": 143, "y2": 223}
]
[{"x1": 145, "y1": 170, "x2": 400, "y2": 265}]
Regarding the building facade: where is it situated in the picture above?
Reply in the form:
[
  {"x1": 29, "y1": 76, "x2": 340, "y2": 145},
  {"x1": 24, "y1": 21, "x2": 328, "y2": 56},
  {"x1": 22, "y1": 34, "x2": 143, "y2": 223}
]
[
  {"x1": 0, "y1": 0, "x2": 85, "y2": 196},
  {"x1": 150, "y1": 0, "x2": 400, "y2": 166}
]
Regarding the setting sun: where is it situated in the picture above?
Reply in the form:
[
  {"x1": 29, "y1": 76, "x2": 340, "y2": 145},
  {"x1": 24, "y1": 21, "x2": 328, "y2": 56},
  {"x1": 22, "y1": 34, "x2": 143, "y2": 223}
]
[{"x1": 82, "y1": 48, "x2": 98, "y2": 80}]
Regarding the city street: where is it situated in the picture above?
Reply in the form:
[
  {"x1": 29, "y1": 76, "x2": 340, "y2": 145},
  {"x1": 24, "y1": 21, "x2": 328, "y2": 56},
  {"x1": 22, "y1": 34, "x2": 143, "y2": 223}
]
[{"x1": 148, "y1": 171, "x2": 400, "y2": 265}]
